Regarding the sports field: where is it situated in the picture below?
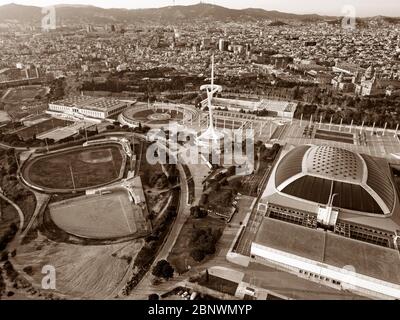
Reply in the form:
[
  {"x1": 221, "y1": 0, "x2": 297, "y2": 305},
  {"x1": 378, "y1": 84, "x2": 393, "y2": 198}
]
[
  {"x1": 16, "y1": 118, "x2": 73, "y2": 140},
  {"x1": 37, "y1": 122, "x2": 93, "y2": 142},
  {"x1": 2, "y1": 85, "x2": 48, "y2": 102},
  {"x1": 23, "y1": 144, "x2": 125, "y2": 192},
  {"x1": 124, "y1": 107, "x2": 184, "y2": 125},
  {"x1": 49, "y1": 190, "x2": 139, "y2": 239}
]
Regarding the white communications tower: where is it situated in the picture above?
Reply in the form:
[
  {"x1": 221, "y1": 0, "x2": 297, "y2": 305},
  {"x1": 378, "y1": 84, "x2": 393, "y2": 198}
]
[{"x1": 197, "y1": 54, "x2": 224, "y2": 145}]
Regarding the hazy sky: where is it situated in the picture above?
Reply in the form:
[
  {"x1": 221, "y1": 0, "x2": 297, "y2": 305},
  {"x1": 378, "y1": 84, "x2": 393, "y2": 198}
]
[{"x1": 1, "y1": 0, "x2": 400, "y2": 17}]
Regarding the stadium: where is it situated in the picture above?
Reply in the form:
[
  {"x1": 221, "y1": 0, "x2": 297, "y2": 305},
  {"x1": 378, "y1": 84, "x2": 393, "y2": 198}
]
[
  {"x1": 48, "y1": 187, "x2": 149, "y2": 240},
  {"x1": 119, "y1": 102, "x2": 199, "y2": 128},
  {"x1": 248, "y1": 144, "x2": 400, "y2": 299},
  {"x1": 21, "y1": 142, "x2": 128, "y2": 193}
]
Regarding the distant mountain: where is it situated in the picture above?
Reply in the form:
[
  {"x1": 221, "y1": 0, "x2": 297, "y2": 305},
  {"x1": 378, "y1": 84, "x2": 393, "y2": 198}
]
[
  {"x1": 0, "y1": 3, "x2": 41, "y2": 23},
  {"x1": 368, "y1": 15, "x2": 400, "y2": 25},
  {"x1": 0, "y1": 3, "x2": 334, "y2": 25},
  {"x1": 0, "y1": 3, "x2": 399, "y2": 26},
  {"x1": 268, "y1": 20, "x2": 288, "y2": 27}
]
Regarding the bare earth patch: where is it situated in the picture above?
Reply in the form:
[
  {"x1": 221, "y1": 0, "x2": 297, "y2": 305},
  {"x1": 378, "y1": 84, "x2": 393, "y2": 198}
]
[{"x1": 13, "y1": 233, "x2": 143, "y2": 299}]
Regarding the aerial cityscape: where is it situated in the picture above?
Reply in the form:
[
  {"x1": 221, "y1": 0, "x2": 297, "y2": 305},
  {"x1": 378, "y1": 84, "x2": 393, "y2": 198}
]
[{"x1": 1, "y1": 0, "x2": 400, "y2": 305}]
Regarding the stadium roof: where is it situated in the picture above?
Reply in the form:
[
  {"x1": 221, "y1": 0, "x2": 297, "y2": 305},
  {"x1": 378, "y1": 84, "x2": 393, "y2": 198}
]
[
  {"x1": 52, "y1": 96, "x2": 126, "y2": 112},
  {"x1": 255, "y1": 218, "x2": 400, "y2": 285},
  {"x1": 274, "y1": 145, "x2": 397, "y2": 215}
]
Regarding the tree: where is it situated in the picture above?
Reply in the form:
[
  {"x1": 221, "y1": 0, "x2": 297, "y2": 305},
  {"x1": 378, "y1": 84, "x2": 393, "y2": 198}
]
[
  {"x1": 190, "y1": 249, "x2": 205, "y2": 262},
  {"x1": 148, "y1": 293, "x2": 160, "y2": 300},
  {"x1": 190, "y1": 206, "x2": 208, "y2": 218},
  {"x1": 23, "y1": 266, "x2": 34, "y2": 276},
  {"x1": 152, "y1": 260, "x2": 174, "y2": 279},
  {"x1": 202, "y1": 241, "x2": 216, "y2": 255},
  {"x1": 147, "y1": 211, "x2": 156, "y2": 221}
]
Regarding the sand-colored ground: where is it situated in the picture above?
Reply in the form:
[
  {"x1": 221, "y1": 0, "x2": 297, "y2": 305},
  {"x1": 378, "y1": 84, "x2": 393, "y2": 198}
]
[
  {"x1": 13, "y1": 233, "x2": 143, "y2": 299},
  {"x1": 0, "y1": 110, "x2": 11, "y2": 122}
]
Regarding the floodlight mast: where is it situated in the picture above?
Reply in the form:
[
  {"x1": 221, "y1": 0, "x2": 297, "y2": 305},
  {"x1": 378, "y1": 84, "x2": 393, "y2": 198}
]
[{"x1": 211, "y1": 54, "x2": 214, "y2": 89}]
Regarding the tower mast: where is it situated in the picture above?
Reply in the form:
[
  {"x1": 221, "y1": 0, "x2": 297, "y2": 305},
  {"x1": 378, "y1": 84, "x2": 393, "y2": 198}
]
[{"x1": 208, "y1": 54, "x2": 215, "y2": 131}]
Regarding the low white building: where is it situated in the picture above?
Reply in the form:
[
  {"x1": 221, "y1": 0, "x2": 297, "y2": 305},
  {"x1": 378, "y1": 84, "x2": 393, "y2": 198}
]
[
  {"x1": 251, "y1": 218, "x2": 400, "y2": 300},
  {"x1": 48, "y1": 96, "x2": 133, "y2": 120},
  {"x1": 211, "y1": 97, "x2": 297, "y2": 119}
]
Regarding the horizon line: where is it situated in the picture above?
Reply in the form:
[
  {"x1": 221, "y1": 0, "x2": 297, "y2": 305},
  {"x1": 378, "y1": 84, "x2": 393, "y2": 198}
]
[{"x1": 1, "y1": 1, "x2": 400, "y2": 18}]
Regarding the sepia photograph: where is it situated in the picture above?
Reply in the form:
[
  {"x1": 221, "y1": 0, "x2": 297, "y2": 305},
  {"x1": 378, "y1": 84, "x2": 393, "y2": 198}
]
[{"x1": 0, "y1": 0, "x2": 399, "y2": 314}]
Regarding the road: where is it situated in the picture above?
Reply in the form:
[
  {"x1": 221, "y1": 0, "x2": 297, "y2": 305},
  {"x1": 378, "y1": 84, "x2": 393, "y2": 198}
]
[
  {"x1": 0, "y1": 142, "x2": 29, "y2": 151},
  {"x1": 0, "y1": 192, "x2": 24, "y2": 231},
  {"x1": 129, "y1": 140, "x2": 214, "y2": 299},
  {"x1": 19, "y1": 192, "x2": 50, "y2": 243},
  {"x1": 128, "y1": 161, "x2": 190, "y2": 298},
  {"x1": 128, "y1": 195, "x2": 253, "y2": 299},
  {"x1": 128, "y1": 192, "x2": 363, "y2": 300}
]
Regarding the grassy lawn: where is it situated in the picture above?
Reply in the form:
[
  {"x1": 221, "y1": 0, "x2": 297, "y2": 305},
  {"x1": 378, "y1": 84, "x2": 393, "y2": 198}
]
[
  {"x1": 25, "y1": 145, "x2": 124, "y2": 190},
  {"x1": 49, "y1": 191, "x2": 139, "y2": 239},
  {"x1": 168, "y1": 216, "x2": 225, "y2": 274},
  {"x1": 4, "y1": 86, "x2": 47, "y2": 102}
]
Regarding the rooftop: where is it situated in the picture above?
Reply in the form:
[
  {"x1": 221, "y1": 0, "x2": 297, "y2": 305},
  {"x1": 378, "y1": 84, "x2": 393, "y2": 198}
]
[
  {"x1": 255, "y1": 217, "x2": 400, "y2": 285},
  {"x1": 305, "y1": 145, "x2": 364, "y2": 183},
  {"x1": 274, "y1": 145, "x2": 397, "y2": 215},
  {"x1": 52, "y1": 96, "x2": 126, "y2": 112}
]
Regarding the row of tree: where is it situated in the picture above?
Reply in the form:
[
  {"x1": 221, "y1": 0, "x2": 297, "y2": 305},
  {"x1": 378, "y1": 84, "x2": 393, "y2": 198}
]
[{"x1": 122, "y1": 189, "x2": 180, "y2": 295}]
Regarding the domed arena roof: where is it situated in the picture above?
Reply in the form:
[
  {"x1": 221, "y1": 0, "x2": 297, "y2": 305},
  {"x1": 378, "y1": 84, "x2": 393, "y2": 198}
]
[
  {"x1": 274, "y1": 145, "x2": 396, "y2": 215},
  {"x1": 306, "y1": 146, "x2": 364, "y2": 182}
]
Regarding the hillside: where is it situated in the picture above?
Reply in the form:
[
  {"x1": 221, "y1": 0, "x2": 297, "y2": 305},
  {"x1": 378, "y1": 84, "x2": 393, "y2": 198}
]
[
  {"x1": 0, "y1": 3, "x2": 398, "y2": 26},
  {"x1": 0, "y1": 3, "x2": 332, "y2": 25}
]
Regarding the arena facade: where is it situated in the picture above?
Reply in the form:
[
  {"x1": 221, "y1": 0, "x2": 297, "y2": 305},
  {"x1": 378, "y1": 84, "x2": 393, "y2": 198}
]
[
  {"x1": 48, "y1": 96, "x2": 134, "y2": 120},
  {"x1": 251, "y1": 144, "x2": 400, "y2": 299}
]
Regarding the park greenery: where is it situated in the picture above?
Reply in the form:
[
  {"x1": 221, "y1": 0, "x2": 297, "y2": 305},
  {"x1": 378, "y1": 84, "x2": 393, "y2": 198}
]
[
  {"x1": 122, "y1": 188, "x2": 179, "y2": 296},
  {"x1": 152, "y1": 259, "x2": 174, "y2": 279},
  {"x1": 189, "y1": 227, "x2": 222, "y2": 262}
]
